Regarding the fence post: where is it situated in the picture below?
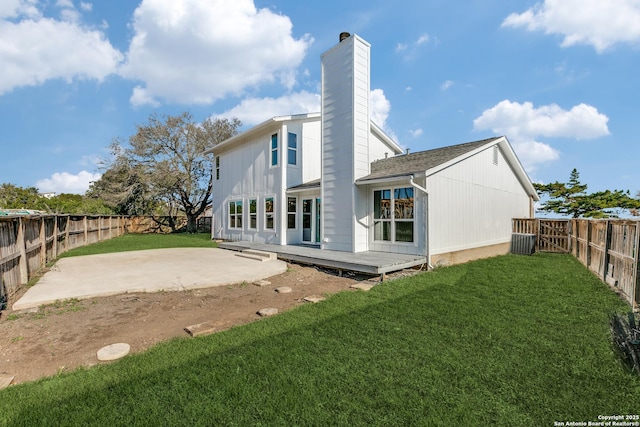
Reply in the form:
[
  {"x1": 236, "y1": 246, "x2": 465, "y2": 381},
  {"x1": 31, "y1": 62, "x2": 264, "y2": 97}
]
[
  {"x1": 603, "y1": 220, "x2": 611, "y2": 281},
  {"x1": 83, "y1": 216, "x2": 88, "y2": 246},
  {"x1": 567, "y1": 220, "x2": 573, "y2": 253},
  {"x1": 634, "y1": 222, "x2": 640, "y2": 309},
  {"x1": 63, "y1": 215, "x2": 70, "y2": 254},
  {"x1": 52, "y1": 215, "x2": 58, "y2": 259},
  {"x1": 39, "y1": 216, "x2": 46, "y2": 266},
  {"x1": 17, "y1": 217, "x2": 28, "y2": 285},
  {"x1": 586, "y1": 221, "x2": 592, "y2": 270}
]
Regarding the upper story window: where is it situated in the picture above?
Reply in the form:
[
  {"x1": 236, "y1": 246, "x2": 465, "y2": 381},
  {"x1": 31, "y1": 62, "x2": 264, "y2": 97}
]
[
  {"x1": 215, "y1": 156, "x2": 220, "y2": 180},
  {"x1": 271, "y1": 133, "x2": 278, "y2": 167},
  {"x1": 287, "y1": 132, "x2": 297, "y2": 166},
  {"x1": 373, "y1": 187, "x2": 414, "y2": 243}
]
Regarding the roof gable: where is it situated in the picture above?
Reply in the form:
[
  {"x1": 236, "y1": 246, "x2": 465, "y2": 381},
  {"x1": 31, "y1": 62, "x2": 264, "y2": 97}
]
[{"x1": 357, "y1": 136, "x2": 539, "y2": 200}]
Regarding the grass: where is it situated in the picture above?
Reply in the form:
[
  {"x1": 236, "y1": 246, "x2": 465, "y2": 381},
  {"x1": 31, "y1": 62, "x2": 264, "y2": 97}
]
[
  {"x1": 59, "y1": 233, "x2": 217, "y2": 258},
  {"x1": 1, "y1": 253, "x2": 638, "y2": 426}
]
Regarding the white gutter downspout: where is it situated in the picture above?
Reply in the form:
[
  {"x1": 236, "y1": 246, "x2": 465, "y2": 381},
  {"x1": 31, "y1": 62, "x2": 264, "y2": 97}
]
[{"x1": 409, "y1": 175, "x2": 434, "y2": 270}]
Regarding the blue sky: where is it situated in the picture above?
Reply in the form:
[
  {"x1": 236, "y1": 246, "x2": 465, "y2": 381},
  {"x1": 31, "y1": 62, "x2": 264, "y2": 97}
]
[{"x1": 1, "y1": 0, "x2": 639, "y2": 198}]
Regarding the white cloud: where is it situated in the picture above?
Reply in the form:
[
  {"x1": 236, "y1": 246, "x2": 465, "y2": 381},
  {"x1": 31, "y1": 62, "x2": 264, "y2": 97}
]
[
  {"x1": 416, "y1": 34, "x2": 429, "y2": 45},
  {"x1": 60, "y1": 7, "x2": 81, "y2": 23},
  {"x1": 440, "y1": 80, "x2": 454, "y2": 91},
  {"x1": 409, "y1": 128, "x2": 423, "y2": 138},
  {"x1": 130, "y1": 86, "x2": 161, "y2": 108},
  {"x1": 370, "y1": 88, "x2": 390, "y2": 128},
  {"x1": 56, "y1": 0, "x2": 74, "y2": 8},
  {"x1": 395, "y1": 43, "x2": 408, "y2": 52},
  {"x1": 396, "y1": 33, "x2": 434, "y2": 60},
  {"x1": 36, "y1": 171, "x2": 101, "y2": 194},
  {"x1": 503, "y1": 0, "x2": 640, "y2": 52},
  {"x1": 120, "y1": 0, "x2": 313, "y2": 106},
  {"x1": 215, "y1": 91, "x2": 321, "y2": 126},
  {"x1": 473, "y1": 99, "x2": 610, "y2": 171},
  {"x1": 80, "y1": 2, "x2": 92, "y2": 12},
  {"x1": 217, "y1": 88, "x2": 395, "y2": 135},
  {"x1": 0, "y1": 0, "x2": 40, "y2": 20},
  {"x1": 0, "y1": 3, "x2": 122, "y2": 95}
]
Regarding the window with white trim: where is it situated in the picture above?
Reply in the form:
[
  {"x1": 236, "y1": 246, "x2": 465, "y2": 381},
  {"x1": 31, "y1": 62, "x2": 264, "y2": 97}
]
[
  {"x1": 249, "y1": 199, "x2": 257, "y2": 229},
  {"x1": 287, "y1": 132, "x2": 297, "y2": 166},
  {"x1": 287, "y1": 197, "x2": 297, "y2": 229},
  {"x1": 373, "y1": 189, "x2": 391, "y2": 241},
  {"x1": 265, "y1": 197, "x2": 275, "y2": 230},
  {"x1": 270, "y1": 133, "x2": 278, "y2": 166},
  {"x1": 229, "y1": 200, "x2": 243, "y2": 229},
  {"x1": 215, "y1": 156, "x2": 220, "y2": 180},
  {"x1": 394, "y1": 187, "x2": 414, "y2": 242},
  {"x1": 373, "y1": 187, "x2": 414, "y2": 243}
]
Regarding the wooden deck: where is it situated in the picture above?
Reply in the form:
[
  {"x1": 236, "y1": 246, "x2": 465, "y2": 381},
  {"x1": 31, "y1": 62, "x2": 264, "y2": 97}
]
[{"x1": 218, "y1": 242, "x2": 427, "y2": 276}]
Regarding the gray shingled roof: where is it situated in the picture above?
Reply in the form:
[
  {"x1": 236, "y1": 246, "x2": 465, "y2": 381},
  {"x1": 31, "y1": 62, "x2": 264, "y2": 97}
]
[
  {"x1": 288, "y1": 178, "x2": 321, "y2": 191},
  {"x1": 358, "y1": 137, "x2": 501, "y2": 182}
]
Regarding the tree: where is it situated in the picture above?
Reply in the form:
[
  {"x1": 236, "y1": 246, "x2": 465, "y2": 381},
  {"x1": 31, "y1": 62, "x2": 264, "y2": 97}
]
[
  {"x1": 0, "y1": 184, "x2": 46, "y2": 210},
  {"x1": 534, "y1": 169, "x2": 640, "y2": 218},
  {"x1": 0, "y1": 184, "x2": 114, "y2": 214},
  {"x1": 45, "y1": 193, "x2": 114, "y2": 215},
  {"x1": 87, "y1": 144, "x2": 157, "y2": 216},
  {"x1": 100, "y1": 112, "x2": 240, "y2": 232}
]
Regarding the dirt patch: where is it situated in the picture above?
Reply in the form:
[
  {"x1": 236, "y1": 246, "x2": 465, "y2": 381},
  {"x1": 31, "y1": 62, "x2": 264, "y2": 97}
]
[{"x1": 0, "y1": 264, "x2": 397, "y2": 385}]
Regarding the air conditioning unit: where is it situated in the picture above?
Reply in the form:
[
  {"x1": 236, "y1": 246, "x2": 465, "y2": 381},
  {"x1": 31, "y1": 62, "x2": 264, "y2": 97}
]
[{"x1": 511, "y1": 233, "x2": 536, "y2": 255}]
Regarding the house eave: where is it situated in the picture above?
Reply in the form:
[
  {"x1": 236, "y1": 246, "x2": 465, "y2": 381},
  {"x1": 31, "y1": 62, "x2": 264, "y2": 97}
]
[
  {"x1": 370, "y1": 121, "x2": 403, "y2": 154},
  {"x1": 204, "y1": 112, "x2": 321, "y2": 155},
  {"x1": 355, "y1": 173, "x2": 423, "y2": 186}
]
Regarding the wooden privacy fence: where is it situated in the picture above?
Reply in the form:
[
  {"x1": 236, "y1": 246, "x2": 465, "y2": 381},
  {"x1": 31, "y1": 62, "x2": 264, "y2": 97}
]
[
  {"x1": 0, "y1": 214, "x2": 210, "y2": 303},
  {"x1": 0, "y1": 215, "x2": 127, "y2": 301},
  {"x1": 513, "y1": 218, "x2": 640, "y2": 308}
]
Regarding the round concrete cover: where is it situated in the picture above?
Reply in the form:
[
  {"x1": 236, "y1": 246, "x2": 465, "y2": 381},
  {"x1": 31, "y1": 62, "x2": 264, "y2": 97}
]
[{"x1": 97, "y1": 343, "x2": 131, "y2": 361}]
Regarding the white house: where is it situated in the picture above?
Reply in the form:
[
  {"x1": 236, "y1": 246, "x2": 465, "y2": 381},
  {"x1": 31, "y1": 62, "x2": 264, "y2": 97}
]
[{"x1": 206, "y1": 33, "x2": 538, "y2": 266}]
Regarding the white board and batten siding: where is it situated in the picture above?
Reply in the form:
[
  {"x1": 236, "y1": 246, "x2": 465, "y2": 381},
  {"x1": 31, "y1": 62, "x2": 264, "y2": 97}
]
[
  {"x1": 213, "y1": 116, "x2": 321, "y2": 244},
  {"x1": 321, "y1": 34, "x2": 371, "y2": 253},
  {"x1": 212, "y1": 130, "x2": 279, "y2": 243},
  {"x1": 299, "y1": 120, "x2": 321, "y2": 184},
  {"x1": 427, "y1": 144, "x2": 531, "y2": 255}
]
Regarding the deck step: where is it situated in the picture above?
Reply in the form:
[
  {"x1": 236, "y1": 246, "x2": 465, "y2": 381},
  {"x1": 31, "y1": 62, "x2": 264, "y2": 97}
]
[{"x1": 235, "y1": 249, "x2": 277, "y2": 262}]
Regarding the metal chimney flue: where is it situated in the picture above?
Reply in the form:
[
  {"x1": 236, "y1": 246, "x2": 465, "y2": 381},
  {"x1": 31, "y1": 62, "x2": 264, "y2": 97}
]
[{"x1": 339, "y1": 32, "x2": 351, "y2": 42}]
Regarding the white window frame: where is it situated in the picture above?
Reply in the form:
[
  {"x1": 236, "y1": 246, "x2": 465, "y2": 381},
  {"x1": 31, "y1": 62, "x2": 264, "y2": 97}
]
[
  {"x1": 264, "y1": 196, "x2": 275, "y2": 231},
  {"x1": 248, "y1": 198, "x2": 257, "y2": 230},
  {"x1": 287, "y1": 132, "x2": 297, "y2": 166},
  {"x1": 270, "y1": 133, "x2": 278, "y2": 167},
  {"x1": 215, "y1": 156, "x2": 220, "y2": 180},
  {"x1": 287, "y1": 197, "x2": 297, "y2": 229},
  {"x1": 228, "y1": 199, "x2": 243, "y2": 230},
  {"x1": 373, "y1": 187, "x2": 414, "y2": 244}
]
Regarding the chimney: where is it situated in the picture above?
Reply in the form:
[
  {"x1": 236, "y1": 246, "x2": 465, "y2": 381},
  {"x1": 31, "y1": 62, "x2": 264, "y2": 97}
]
[
  {"x1": 339, "y1": 32, "x2": 351, "y2": 42},
  {"x1": 406, "y1": 148, "x2": 411, "y2": 155}
]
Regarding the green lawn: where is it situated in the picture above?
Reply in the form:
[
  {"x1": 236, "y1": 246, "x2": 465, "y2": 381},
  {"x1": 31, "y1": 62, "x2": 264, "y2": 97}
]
[
  {"x1": 1, "y1": 252, "x2": 638, "y2": 426},
  {"x1": 59, "y1": 233, "x2": 217, "y2": 258}
]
